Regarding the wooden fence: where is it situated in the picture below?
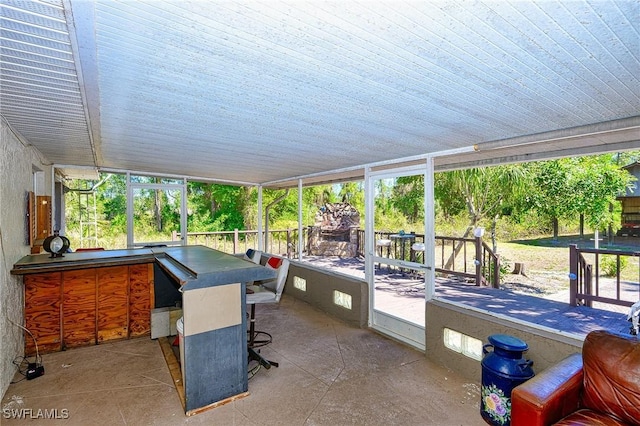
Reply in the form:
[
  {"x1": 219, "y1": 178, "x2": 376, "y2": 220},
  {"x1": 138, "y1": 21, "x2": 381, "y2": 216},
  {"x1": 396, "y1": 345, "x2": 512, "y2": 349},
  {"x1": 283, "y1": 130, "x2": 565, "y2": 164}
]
[
  {"x1": 175, "y1": 229, "x2": 299, "y2": 258},
  {"x1": 367, "y1": 231, "x2": 500, "y2": 288},
  {"x1": 569, "y1": 244, "x2": 640, "y2": 308},
  {"x1": 178, "y1": 228, "x2": 500, "y2": 288}
]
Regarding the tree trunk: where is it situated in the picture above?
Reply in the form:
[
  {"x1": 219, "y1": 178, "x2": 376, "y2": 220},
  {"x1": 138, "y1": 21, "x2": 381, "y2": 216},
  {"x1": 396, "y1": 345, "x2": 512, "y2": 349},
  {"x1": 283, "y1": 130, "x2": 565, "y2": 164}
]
[
  {"x1": 154, "y1": 189, "x2": 162, "y2": 232},
  {"x1": 491, "y1": 214, "x2": 498, "y2": 253},
  {"x1": 264, "y1": 189, "x2": 290, "y2": 252},
  {"x1": 512, "y1": 262, "x2": 527, "y2": 276},
  {"x1": 552, "y1": 217, "x2": 558, "y2": 241},
  {"x1": 444, "y1": 196, "x2": 480, "y2": 270},
  {"x1": 607, "y1": 203, "x2": 613, "y2": 245},
  {"x1": 443, "y1": 224, "x2": 473, "y2": 270}
]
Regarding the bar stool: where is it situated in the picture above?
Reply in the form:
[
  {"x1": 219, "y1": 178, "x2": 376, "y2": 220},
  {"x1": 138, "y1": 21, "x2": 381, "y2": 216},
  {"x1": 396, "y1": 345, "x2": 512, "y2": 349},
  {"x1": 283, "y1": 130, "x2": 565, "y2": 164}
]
[
  {"x1": 411, "y1": 242, "x2": 425, "y2": 263},
  {"x1": 376, "y1": 239, "x2": 392, "y2": 271}
]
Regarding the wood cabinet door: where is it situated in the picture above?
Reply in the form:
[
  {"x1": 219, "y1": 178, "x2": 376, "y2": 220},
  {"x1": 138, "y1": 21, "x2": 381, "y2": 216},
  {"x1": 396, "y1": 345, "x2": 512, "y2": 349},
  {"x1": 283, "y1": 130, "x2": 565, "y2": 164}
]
[
  {"x1": 35, "y1": 195, "x2": 51, "y2": 242},
  {"x1": 24, "y1": 261, "x2": 154, "y2": 353},
  {"x1": 24, "y1": 272, "x2": 62, "y2": 355},
  {"x1": 97, "y1": 266, "x2": 129, "y2": 342},
  {"x1": 129, "y1": 263, "x2": 153, "y2": 337},
  {"x1": 62, "y1": 269, "x2": 96, "y2": 348}
]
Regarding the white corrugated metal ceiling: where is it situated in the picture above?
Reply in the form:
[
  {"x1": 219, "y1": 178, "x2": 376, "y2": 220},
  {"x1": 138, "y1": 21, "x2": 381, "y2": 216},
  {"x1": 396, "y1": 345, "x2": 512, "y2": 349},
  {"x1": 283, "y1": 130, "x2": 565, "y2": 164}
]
[{"x1": 1, "y1": 0, "x2": 639, "y2": 187}]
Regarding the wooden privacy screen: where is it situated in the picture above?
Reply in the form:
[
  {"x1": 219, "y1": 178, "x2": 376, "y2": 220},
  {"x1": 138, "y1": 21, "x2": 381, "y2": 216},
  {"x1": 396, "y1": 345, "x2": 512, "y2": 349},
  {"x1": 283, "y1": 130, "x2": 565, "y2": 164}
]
[
  {"x1": 36, "y1": 195, "x2": 51, "y2": 242},
  {"x1": 25, "y1": 192, "x2": 51, "y2": 253},
  {"x1": 26, "y1": 191, "x2": 35, "y2": 246},
  {"x1": 23, "y1": 263, "x2": 154, "y2": 355}
]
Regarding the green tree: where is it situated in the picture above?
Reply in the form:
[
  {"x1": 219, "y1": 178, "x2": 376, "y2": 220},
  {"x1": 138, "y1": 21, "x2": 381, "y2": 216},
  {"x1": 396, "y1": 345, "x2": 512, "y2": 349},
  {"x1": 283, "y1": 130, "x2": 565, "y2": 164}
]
[
  {"x1": 301, "y1": 186, "x2": 334, "y2": 226},
  {"x1": 435, "y1": 165, "x2": 528, "y2": 251},
  {"x1": 392, "y1": 175, "x2": 423, "y2": 224},
  {"x1": 203, "y1": 184, "x2": 249, "y2": 231},
  {"x1": 526, "y1": 160, "x2": 575, "y2": 239},
  {"x1": 526, "y1": 155, "x2": 636, "y2": 239},
  {"x1": 338, "y1": 181, "x2": 364, "y2": 215},
  {"x1": 187, "y1": 182, "x2": 217, "y2": 231},
  {"x1": 374, "y1": 178, "x2": 406, "y2": 231},
  {"x1": 434, "y1": 172, "x2": 466, "y2": 219},
  {"x1": 572, "y1": 155, "x2": 635, "y2": 232},
  {"x1": 100, "y1": 174, "x2": 126, "y2": 230}
]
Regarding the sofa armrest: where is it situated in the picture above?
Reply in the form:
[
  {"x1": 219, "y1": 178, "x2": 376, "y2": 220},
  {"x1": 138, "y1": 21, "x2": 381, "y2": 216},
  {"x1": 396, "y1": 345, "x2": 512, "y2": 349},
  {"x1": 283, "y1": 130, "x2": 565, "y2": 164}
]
[{"x1": 512, "y1": 353, "x2": 583, "y2": 426}]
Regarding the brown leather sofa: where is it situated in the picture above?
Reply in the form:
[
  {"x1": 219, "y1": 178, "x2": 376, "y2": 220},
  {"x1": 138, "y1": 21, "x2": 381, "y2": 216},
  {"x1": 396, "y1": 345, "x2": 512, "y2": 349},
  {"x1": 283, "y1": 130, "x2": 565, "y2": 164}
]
[{"x1": 511, "y1": 330, "x2": 639, "y2": 425}]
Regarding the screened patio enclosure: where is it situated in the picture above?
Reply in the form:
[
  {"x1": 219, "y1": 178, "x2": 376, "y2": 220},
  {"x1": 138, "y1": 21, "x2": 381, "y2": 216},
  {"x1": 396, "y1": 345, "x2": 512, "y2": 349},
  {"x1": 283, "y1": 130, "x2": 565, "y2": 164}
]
[{"x1": 1, "y1": 0, "x2": 639, "y2": 398}]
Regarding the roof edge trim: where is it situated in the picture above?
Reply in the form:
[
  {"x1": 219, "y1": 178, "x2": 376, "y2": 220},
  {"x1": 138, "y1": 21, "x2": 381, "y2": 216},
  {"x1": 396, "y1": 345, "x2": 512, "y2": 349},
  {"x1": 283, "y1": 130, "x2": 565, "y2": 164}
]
[{"x1": 478, "y1": 116, "x2": 640, "y2": 151}]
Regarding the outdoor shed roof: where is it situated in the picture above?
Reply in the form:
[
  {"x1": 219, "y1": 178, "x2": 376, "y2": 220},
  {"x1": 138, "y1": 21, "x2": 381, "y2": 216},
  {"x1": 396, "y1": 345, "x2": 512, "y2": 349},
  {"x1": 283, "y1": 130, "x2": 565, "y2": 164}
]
[{"x1": 1, "y1": 0, "x2": 638, "y2": 187}]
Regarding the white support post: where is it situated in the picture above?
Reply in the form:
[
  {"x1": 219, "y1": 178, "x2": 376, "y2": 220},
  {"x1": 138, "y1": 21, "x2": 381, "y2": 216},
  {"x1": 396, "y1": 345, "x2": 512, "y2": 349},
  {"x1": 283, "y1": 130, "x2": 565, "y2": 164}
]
[
  {"x1": 424, "y1": 156, "x2": 436, "y2": 300},
  {"x1": 298, "y1": 179, "x2": 303, "y2": 261},
  {"x1": 364, "y1": 166, "x2": 374, "y2": 327},
  {"x1": 257, "y1": 185, "x2": 263, "y2": 251},
  {"x1": 181, "y1": 177, "x2": 187, "y2": 245},
  {"x1": 126, "y1": 172, "x2": 133, "y2": 248}
]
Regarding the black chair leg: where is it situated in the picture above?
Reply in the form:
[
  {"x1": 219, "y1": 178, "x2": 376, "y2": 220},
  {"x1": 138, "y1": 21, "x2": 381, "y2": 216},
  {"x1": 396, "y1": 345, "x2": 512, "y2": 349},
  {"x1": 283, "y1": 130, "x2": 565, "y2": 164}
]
[
  {"x1": 248, "y1": 304, "x2": 273, "y2": 347},
  {"x1": 247, "y1": 304, "x2": 278, "y2": 370},
  {"x1": 248, "y1": 347, "x2": 279, "y2": 369},
  {"x1": 248, "y1": 304, "x2": 256, "y2": 347}
]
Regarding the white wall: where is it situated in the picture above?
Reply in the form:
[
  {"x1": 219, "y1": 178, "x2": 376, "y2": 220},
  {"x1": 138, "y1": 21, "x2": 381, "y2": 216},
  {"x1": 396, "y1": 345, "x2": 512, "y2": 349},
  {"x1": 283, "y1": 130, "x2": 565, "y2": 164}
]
[
  {"x1": 425, "y1": 299, "x2": 582, "y2": 382},
  {"x1": 0, "y1": 117, "x2": 52, "y2": 398}
]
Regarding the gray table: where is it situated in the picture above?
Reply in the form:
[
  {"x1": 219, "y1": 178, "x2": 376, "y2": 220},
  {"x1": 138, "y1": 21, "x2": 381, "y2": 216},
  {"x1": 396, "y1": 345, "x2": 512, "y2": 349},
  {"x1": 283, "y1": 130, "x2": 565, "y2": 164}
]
[
  {"x1": 390, "y1": 233, "x2": 416, "y2": 262},
  {"x1": 157, "y1": 246, "x2": 276, "y2": 414},
  {"x1": 13, "y1": 245, "x2": 275, "y2": 414}
]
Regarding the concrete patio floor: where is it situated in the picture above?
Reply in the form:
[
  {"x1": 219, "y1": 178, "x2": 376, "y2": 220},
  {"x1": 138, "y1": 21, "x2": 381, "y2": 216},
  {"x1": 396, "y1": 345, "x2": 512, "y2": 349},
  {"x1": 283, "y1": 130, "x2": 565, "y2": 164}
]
[{"x1": 2, "y1": 296, "x2": 484, "y2": 425}]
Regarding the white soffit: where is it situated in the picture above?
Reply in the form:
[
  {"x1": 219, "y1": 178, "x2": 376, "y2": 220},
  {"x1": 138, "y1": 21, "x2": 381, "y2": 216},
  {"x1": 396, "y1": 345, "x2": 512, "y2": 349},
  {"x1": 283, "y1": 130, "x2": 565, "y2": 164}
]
[
  {"x1": 0, "y1": 0, "x2": 96, "y2": 166},
  {"x1": 1, "y1": 1, "x2": 639, "y2": 185}
]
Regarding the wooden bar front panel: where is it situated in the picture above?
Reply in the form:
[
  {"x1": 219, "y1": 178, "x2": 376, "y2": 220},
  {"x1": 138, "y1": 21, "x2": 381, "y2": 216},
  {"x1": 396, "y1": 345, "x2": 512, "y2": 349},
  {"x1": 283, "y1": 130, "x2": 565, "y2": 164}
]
[
  {"x1": 24, "y1": 272, "x2": 62, "y2": 355},
  {"x1": 63, "y1": 269, "x2": 97, "y2": 348},
  {"x1": 129, "y1": 264, "x2": 153, "y2": 337},
  {"x1": 97, "y1": 266, "x2": 129, "y2": 342},
  {"x1": 23, "y1": 263, "x2": 153, "y2": 354}
]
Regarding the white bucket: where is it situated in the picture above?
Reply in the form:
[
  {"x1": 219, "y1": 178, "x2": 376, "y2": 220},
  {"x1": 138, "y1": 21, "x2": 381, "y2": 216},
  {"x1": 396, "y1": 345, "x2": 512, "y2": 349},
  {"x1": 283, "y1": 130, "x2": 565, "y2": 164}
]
[{"x1": 176, "y1": 317, "x2": 185, "y2": 384}]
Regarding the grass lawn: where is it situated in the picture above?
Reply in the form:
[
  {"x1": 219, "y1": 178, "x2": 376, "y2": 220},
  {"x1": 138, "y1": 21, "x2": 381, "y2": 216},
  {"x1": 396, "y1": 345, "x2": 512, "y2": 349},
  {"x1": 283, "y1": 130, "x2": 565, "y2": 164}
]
[{"x1": 494, "y1": 234, "x2": 640, "y2": 297}]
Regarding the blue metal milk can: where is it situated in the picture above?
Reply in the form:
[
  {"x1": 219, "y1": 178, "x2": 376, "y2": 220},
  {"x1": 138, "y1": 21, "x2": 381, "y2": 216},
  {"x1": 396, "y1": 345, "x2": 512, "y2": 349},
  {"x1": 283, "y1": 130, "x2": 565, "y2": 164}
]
[{"x1": 481, "y1": 334, "x2": 534, "y2": 426}]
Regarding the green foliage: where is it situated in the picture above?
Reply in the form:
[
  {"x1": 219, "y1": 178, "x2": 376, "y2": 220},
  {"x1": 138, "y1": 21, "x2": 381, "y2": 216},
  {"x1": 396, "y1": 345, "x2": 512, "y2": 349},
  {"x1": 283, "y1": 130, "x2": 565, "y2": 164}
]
[
  {"x1": 338, "y1": 182, "x2": 364, "y2": 217},
  {"x1": 206, "y1": 184, "x2": 247, "y2": 231},
  {"x1": 499, "y1": 257, "x2": 511, "y2": 281},
  {"x1": 434, "y1": 211, "x2": 472, "y2": 237},
  {"x1": 526, "y1": 159, "x2": 574, "y2": 224},
  {"x1": 434, "y1": 173, "x2": 465, "y2": 218},
  {"x1": 372, "y1": 178, "x2": 414, "y2": 232},
  {"x1": 572, "y1": 155, "x2": 634, "y2": 230},
  {"x1": 436, "y1": 165, "x2": 528, "y2": 224},
  {"x1": 62, "y1": 151, "x2": 639, "y2": 250},
  {"x1": 600, "y1": 255, "x2": 627, "y2": 277},
  {"x1": 392, "y1": 175, "x2": 424, "y2": 224},
  {"x1": 486, "y1": 256, "x2": 511, "y2": 283},
  {"x1": 525, "y1": 155, "x2": 635, "y2": 232}
]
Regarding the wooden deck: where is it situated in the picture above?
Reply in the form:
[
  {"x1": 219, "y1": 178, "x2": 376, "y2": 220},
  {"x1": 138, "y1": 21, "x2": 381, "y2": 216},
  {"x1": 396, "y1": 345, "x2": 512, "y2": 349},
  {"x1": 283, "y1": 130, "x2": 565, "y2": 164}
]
[
  {"x1": 300, "y1": 256, "x2": 634, "y2": 338},
  {"x1": 435, "y1": 281, "x2": 631, "y2": 336}
]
